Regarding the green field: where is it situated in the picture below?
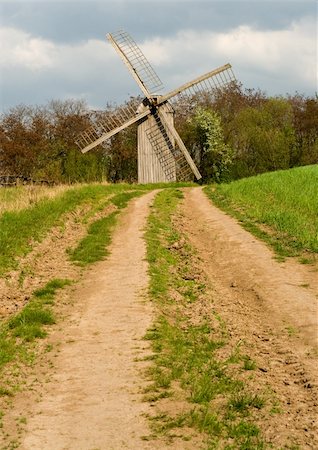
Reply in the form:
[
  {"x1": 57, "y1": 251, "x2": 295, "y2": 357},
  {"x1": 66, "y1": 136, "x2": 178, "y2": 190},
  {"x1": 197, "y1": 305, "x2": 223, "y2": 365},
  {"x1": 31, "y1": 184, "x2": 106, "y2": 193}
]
[{"x1": 205, "y1": 165, "x2": 318, "y2": 258}]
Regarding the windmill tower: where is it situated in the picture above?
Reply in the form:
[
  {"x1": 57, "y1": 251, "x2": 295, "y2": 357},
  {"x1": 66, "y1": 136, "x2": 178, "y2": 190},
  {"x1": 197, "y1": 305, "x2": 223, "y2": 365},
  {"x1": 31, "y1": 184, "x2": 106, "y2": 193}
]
[{"x1": 75, "y1": 31, "x2": 236, "y2": 183}]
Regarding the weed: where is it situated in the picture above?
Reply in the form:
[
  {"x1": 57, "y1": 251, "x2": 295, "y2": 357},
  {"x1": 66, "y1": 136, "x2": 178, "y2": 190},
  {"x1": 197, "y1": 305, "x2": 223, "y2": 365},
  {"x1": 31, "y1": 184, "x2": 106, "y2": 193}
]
[
  {"x1": 285, "y1": 325, "x2": 298, "y2": 337},
  {"x1": 270, "y1": 400, "x2": 282, "y2": 415},
  {"x1": 299, "y1": 257, "x2": 315, "y2": 265},
  {"x1": 242, "y1": 356, "x2": 256, "y2": 371},
  {"x1": 7, "y1": 278, "x2": 70, "y2": 342},
  {"x1": 0, "y1": 336, "x2": 16, "y2": 367},
  {"x1": 9, "y1": 308, "x2": 55, "y2": 329},
  {"x1": 69, "y1": 212, "x2": 117, "y2": 265},
  {"x1": 0, "y1": 387, "x2": 13, "y2": 397},
  {"x1": 0, "y1": 278, "x2": 70, "y2": 370},
  {"x1": 34, "y1": 278, "x2": 71, "y2": 300},
  {"x1": 228, "y1": 393, "x2": 265, "y2": 414},
  {"x1": 15, "y1": 416, "x2": 27, "y2": 425}
]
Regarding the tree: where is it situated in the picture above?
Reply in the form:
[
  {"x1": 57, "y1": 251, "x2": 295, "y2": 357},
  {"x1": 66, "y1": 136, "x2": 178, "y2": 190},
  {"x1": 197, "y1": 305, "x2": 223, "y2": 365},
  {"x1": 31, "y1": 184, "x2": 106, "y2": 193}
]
[
  {"x1": 288, "y1": 94, "x2": 318, "y2": 167},
  {"x1": 228, "y1": 98, "x2": 296, "y2": 178},
  {"x1": 189, "y1": 107, "x2": 234, "y2": 182},
  {"x1": 0, "y1": 100, "x2": 106, "y2": 183}
]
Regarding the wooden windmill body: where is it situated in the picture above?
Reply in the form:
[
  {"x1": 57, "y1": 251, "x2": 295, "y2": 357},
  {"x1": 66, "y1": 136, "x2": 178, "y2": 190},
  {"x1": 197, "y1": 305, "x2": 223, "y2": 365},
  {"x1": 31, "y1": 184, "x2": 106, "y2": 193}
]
[
  {"x1": 75, "y1": 31, "x2": 236, "y2": 183},
  {"x1": 137, "y1": 100, "x2": 176, "y2": 183}
]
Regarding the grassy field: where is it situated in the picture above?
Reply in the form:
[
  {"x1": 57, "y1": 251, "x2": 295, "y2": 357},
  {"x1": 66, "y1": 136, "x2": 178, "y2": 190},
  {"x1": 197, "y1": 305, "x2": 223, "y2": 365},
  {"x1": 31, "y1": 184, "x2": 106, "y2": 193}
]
[
  {"x1": 0, "y1": 184, "x2": 72, "y2": 214},
  {"x1": 204, "y1": 165, "x2": 318, "y2": 259},
  {"x1": 0, "y1": 184, "x2": 132, "y2": 275}
]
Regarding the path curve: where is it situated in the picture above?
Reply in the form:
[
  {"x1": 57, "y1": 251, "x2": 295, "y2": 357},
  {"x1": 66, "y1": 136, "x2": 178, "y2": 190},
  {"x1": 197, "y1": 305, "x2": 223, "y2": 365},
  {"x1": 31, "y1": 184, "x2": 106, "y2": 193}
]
[
  {"x1": 183, "y1": 187, "x2": 318, "y2": 349},
  {"x1": 21, "y1": 191, "x2": 158, "y2": 450}
]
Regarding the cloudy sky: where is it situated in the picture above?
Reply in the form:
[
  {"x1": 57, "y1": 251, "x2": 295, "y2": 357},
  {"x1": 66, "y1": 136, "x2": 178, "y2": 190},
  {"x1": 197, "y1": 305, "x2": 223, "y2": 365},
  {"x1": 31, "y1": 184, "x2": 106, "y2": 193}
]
[{"x1": 0, "y1": 1, "x2": 317, "y2": 113}]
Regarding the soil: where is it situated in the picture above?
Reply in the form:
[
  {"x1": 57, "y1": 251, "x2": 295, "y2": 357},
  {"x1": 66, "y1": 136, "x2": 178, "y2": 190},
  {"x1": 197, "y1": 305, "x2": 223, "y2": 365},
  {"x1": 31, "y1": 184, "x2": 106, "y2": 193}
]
[{"x1": 1, "y1": 187, "x2": 317, "y2": 449}]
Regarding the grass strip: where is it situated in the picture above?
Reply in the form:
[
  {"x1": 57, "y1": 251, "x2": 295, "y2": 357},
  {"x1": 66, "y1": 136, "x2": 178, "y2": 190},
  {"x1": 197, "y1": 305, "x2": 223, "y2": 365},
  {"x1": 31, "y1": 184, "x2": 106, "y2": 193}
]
[
  {"x1": 144, "y1": 189, "x2": 267, "y2": 449},
  {"x1": 0, "y1": 278, "x2": 71, "y2": 374},
  {"x1": 69, "y1": 190, "x2": 145, "y2": 266},
  {"x1": 204, "y1": 165, "x2": 318, "y2": 259}
]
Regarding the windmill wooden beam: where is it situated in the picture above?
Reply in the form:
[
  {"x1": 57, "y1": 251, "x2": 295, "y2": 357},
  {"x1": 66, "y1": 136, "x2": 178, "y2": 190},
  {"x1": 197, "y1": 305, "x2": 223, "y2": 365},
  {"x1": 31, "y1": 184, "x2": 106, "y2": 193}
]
[{"x1": 75, "y1": 30, "x2": 236, "y2": 183}]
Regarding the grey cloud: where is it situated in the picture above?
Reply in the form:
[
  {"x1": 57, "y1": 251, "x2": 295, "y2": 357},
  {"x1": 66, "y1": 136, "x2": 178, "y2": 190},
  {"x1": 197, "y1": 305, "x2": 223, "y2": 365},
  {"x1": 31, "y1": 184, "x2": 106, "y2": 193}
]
[{"x1": 1, "y1": 1, "x2": 316, "y2": 43}]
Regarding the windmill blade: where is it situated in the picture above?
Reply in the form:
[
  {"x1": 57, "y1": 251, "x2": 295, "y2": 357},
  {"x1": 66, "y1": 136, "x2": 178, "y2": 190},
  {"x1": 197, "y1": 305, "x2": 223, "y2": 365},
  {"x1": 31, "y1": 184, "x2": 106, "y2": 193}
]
[
  {"x1": 107, "y1": 31, "x2": 163, "y2": 98},
  {"x1": 158, "y1": 63, "x2": 236, "y2": 105},
  {"x1": 75, "y1": 103, "x2": 150, "y2": 153},
  {"x1": 146, "y1": 109, "x2": 201, "y2": 181},
  {"x1": 157, "y1": 108, "x2": 202, "y2": 180},
  {"x1": 145, "y1": 111, "x2": 179, "y2": 182}
]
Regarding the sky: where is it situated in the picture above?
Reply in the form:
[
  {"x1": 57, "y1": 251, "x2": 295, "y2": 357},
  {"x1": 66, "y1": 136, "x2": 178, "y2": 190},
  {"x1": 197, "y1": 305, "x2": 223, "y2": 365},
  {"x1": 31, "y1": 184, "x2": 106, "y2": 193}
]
[{"x1": 0, "y1": 1, "x2": 317, "y2": 113}]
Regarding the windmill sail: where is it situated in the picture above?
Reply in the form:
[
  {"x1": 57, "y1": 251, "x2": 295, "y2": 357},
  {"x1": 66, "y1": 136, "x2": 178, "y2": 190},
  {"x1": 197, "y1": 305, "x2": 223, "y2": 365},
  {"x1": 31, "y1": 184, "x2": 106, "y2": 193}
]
[
  {"x1": 157, "y1": 109, "x2": 202, "y2": 180},
  {"x1": 75, "y1": 102, "x2": 150, "y2": 153},
  {"x1": 158, "y1": 64, "x2": 236, "y2": 106},
  {"x1": 107, "y1": 31, "x2": 163, "y2": 97},
  {"x1": 146, "y1": 111, "x2": 197, "y2": 181}
]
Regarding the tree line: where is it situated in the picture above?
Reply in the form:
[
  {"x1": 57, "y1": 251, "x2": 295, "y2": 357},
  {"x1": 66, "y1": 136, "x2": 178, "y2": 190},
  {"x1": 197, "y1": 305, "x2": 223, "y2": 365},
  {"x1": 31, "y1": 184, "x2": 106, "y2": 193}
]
[{"x1": 0, "y1": 84, "x2": 317, "y2": 184}]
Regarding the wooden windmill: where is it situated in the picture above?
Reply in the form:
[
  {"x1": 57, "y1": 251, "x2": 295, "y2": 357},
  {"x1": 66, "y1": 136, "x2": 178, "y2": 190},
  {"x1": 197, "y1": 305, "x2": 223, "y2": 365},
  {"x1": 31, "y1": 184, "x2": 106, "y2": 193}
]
[{"x1": 75, "y1": 31, "x2": 236, "y2": 183}]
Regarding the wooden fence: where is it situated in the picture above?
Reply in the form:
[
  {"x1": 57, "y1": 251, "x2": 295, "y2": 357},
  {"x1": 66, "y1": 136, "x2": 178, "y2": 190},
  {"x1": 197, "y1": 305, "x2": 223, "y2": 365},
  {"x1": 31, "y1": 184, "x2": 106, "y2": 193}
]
[{"x1": 0, "y1": 175, "x2": 55, "y2": 187}]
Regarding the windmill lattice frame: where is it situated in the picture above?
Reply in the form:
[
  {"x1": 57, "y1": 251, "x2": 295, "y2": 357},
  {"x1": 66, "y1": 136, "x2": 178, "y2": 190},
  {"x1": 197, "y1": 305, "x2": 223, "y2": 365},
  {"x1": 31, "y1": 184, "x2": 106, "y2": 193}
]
[{"x1": 75, "y1": 30, "x2": 236, "y2": 183}]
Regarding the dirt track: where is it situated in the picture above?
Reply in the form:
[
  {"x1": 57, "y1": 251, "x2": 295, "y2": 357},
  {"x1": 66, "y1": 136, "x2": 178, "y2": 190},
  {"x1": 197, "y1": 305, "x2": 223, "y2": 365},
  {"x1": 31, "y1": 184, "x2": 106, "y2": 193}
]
[
  {"x1": 2, "y1": 187, "x2": 317, "y2": 449},
  {"x1": 20, "y1": 191, "x2": 158, "y2": 449},
  {"x1": 179, "y1": 188, "x2": 317, "y2": 447}
]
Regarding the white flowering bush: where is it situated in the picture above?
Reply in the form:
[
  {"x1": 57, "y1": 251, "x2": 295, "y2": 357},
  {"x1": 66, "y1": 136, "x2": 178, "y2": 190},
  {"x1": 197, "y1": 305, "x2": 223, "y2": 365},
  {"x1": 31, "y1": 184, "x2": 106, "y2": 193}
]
[{"x1": 191, "y1": 107, "x2": 234, "y2": 182}]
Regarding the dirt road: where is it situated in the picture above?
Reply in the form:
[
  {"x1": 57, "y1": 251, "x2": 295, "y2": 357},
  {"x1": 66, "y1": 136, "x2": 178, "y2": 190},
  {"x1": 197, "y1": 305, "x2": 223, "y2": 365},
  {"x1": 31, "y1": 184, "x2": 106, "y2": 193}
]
[
  {"x1": 179, "y1": 188, "x2": 317, "y2": 447},
  {"x1": 182, "y1": 188, "x2": 318, "y2": 350},
  {"x1": 6, "y1": 187, "x2": 318, "y2": 448},
  {"x1": 21, "y1": 191, "x2": 158, "y2": 450}
]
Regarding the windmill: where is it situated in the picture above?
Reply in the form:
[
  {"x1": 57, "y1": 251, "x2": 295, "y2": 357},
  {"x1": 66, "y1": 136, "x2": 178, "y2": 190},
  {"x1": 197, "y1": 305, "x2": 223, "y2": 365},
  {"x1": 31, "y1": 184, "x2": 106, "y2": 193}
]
[{"x1": 75, "y1": 31, "x2": 236, "y2": 183}]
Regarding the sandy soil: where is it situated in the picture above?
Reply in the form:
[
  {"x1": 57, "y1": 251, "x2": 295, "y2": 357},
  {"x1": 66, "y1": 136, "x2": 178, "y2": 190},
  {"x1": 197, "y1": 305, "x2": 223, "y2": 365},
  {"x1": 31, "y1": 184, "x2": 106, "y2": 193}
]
[{"x1": 1, "y1": 186, "x2": 317, "y2": 449}]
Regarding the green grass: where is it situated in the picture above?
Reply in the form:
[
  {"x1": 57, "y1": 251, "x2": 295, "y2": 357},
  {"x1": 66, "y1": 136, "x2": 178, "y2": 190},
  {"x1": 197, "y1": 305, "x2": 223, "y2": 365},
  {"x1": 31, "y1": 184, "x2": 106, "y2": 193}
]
[
  {"x1": 0, "y1": 277, "x2": 71, "y2": 427},
  {"x1": 69, "y1": 212, "x2": 117, "y2": 265},
  {"x1": 0, "y1": 278, "x2": 70, "y2": 371},
  {"x1": 144, "y1": 189, "x2": 267, "y2": 449},
  {"x1": 204, "y1": 165, "x2": 318, "y2": 258},
  {"x1": 8, "y1": 278, "x2": 71, "y2": 343}
]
